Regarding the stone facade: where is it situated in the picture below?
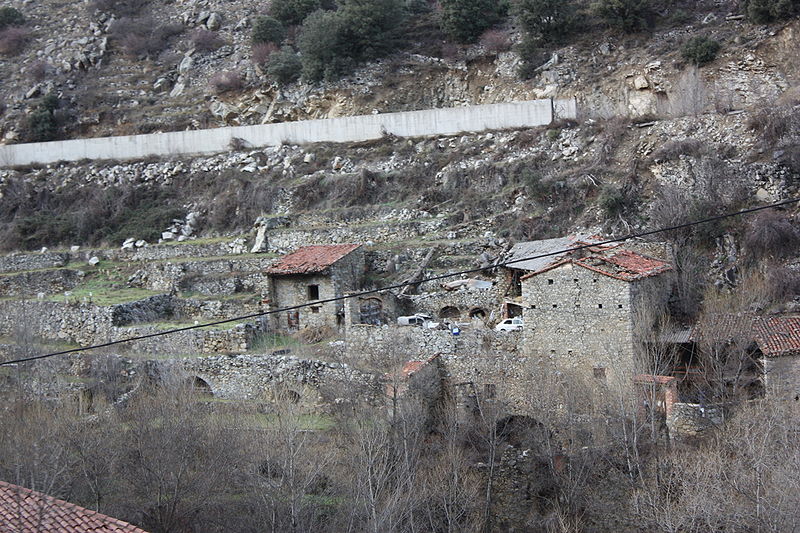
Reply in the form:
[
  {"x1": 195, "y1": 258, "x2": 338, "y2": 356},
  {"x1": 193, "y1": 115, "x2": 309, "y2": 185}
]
[
  {"x1": 763, "y1": 356, "x2": 800, "y2": 400},
  {"x1": 667, "y1": 402, "x2": 724, "y2": 438},
  {"x1": 408, "y1": 284, "x2": 501, "y2": 324},
  {"x1": 521, "y1": 262, "x2": 671, "y2": 390},
  {"x1": 128, "y1": 256, "x2": 275, "y2": 294}
]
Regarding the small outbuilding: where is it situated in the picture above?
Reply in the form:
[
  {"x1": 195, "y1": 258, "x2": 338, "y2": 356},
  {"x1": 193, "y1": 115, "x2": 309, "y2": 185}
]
[{"x1": 266, "y1": 244, "x2": 365, "y2": 332}]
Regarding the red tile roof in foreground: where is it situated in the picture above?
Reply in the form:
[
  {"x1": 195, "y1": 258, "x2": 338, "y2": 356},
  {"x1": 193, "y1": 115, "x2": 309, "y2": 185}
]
[
  {"x1": 0, "y1": 480, "x2": 148, "y2": 533},
  {"x1": 521, "y1": 248, "x2": 671, "y2": 282},
  {"x1": 690, "y1": 314, "x2": 800, "y2": 357},
  {"x1": 266, "y1": 244, "x2": 361, "y2": 275}
]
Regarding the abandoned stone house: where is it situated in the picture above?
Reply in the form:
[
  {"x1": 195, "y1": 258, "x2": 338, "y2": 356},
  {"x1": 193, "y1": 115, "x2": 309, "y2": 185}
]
[
  {"x1": 519, "y1": 245, "x2": 673, "y2": 389},
  {"x1": 266, "y1": 243, "x2": 365, "y2": 332}
]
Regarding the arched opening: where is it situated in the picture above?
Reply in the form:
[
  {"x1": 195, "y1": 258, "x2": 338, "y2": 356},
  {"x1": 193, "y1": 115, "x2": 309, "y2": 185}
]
[
  {"x1": 189, "y1": 376, "x2": 213, "y2": 397},
  {"x1": 496, "y1": 415, "x2": 551, "y2": 449},
  {"x1": 469, "y1": 308, "x2": 487, "y2": 320},
  {"x1": 439, "y1": 306, "x2": 461, "y2": 319},
  {"x1": 278, "y1": 389, "x2": 301, "y2": 404},
  {"x1": 359, "y1": 297, "x2": 384, "y2": 325}
]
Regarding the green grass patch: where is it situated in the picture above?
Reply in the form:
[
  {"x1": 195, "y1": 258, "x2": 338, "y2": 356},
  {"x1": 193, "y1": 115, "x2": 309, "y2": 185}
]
[{"x1": 43, "y1": 277, "x2": 162, "y2": 306}]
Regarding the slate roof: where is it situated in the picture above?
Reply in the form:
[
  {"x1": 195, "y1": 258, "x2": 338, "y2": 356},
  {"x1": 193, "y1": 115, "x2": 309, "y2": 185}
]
[
  {"x1": 505, "y1": 234, "x2": 599, "y2": 272},
  {"x1": 689, "y1": 314, "x2": 800, "y2": 357},
  {"x1": 266, "y1": 244, "x2": 361, "y2": 275},
  {"x1": 0, "y1": 480, "x2": 148, "y2": 533}
]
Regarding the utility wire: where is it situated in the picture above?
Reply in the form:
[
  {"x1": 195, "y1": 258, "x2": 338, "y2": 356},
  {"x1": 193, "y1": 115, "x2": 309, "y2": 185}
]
[{"x1": 2, "y1": 197, "x2": 798, "y2": 367}]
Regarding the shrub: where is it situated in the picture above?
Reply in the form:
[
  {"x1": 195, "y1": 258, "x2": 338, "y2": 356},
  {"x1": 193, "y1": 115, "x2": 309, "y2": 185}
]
[
  {"x1": 598, "y1": 183, "x2": 635, "y2": 218},
  {"x1": 209, "y1": 70, "x2": 243, "y2": 93},
  {"x1": 742, "y1": 0, "x2": 798, "y2": 23},
  {"x1": 252, "y1": 42, "x2": 279, "y2": 65},
  {"x1": 650, "y1": 138, "x2": 705, "y2": 161},
  {"x1": 590, "y1": 0, "x2": 652, "y2": 33},
  {"x1": 513, "y1": 0, "x2": 577, "y2": 44},
  {"x1": 0, "y1": 26, "x2": 28, "y2": 55},
  {"x1": 681, "y1": 36, "x2": 720, "y2": 66},
  {"x1": 480, "y1": 28, "x2": 511, "y2": 53},
  {"x1": 21, "y1": 95, "x2": 61, "y2": 142},
  {"x1": 0, "y1": 7, "x2": 24, "y2": 30},
  {"x1": 90, "y1": 0, "x2": 149, "y2": 17},
  {"x1": 440, "y1": 0, "x2": 505, "y2": 44},
  {"x1": 190, "y1": 28, "x2": 223, "y2": 52},
  {"x1": 266, "y1": 46, "x2": 302, "y2": 84},
  {"x1": 298, "y1": 0, "x2": 404, "y2": 81},
  {"x1": 252, "y1": 15, "x2": 285, "y2": 44},
  {"x1": 110, "y1": 17, "x2": 184, "y2": 58},
  {"x1": 26, "y1": 60, "x2": 47, "y2": 82},
  {"x1": 270, "y1": 0, "x2": 325, "y2": 26},
  {"x1": 744, "y1": 211, "x2": 800, "y2": 261}
]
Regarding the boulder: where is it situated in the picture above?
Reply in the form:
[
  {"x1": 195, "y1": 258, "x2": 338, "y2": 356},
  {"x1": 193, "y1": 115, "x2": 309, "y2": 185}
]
[
  {"x1": 206, "y1": 13, "x2": 222, "y2": 30},
  {"x1": 88, "y1": 256, "x2": 100, "y2": 266}
]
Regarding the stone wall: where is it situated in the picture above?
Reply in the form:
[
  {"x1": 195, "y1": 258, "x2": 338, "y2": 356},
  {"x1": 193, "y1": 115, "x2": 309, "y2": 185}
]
[
  {"x1": 0, "y1": 268, "x2": 84, "y2": 296},
  {"x1": 763, "y1": 356, "x2": 800, "y2": 400},
  {"x1": 0, "y1": 251, "x2": 70, "y2": 273},
  {"x1": 521, "y1": 263, "x2": 670, "y2": 389},
  {"x1": 179, "y1": 353, "x2": 382, "y2": 405},
  {"x1": 0, "y1": 298, "x2": 254, "y2": 355},
  {"x1": 408, "y1": 285, "x2": 502, "y2": 324},
  {"x1": 667, "y1": 402, "x2": 724, "y2": 438},
  {"x1": 266, "y1": 219, "x2": 446, "y2": 254},
  {"x1": 0, "y1": 99, "x2": 572, "y2": 167},
  {"x1": 128, "y1": 256, "x2": 275, "y2": 293}
]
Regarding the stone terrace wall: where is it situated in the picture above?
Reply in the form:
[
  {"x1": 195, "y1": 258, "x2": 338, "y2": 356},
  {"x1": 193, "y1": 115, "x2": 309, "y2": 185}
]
[
  {"x1": 0, "y1": 298, "x2": 254, "y2": 355},
  {"x1": 0, "y1": 268, "x2": 85, "y2": 296},
  {"x1": 667, "y1": 403, "x2": 724, "y2": 438},
  {"x1": 180, "y1": 353, "x2": 381, "y2": 404},
  {"x1": 0, "y1": 99, "x2": 574, "y2": 167},
  {"x1": 266, "y1": 219, "x2": 446, "y2": 254},
  {"x1": 129, "y1": 256, "x2": 275, "y2": 293},
  {"x1": 0, "y1": 252, "x2": 70, "y2": 273},
  {"x1": 409, "y1": 286, "x2": 502, "y2": 323}
]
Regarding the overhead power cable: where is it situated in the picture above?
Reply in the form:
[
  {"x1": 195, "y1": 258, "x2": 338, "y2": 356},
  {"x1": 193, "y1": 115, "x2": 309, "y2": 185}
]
[{"x1": 1, "y1": 197, "x2": 798, "y2": 367}]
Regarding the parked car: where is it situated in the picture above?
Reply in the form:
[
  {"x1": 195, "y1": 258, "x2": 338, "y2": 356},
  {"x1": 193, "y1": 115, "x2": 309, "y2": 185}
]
[
  {"x1": 397, "y1": 314, "x2": 432, "y2": 327},
  {"x1": 494, "y1": 317, "x2": 523, "y2": 332}
]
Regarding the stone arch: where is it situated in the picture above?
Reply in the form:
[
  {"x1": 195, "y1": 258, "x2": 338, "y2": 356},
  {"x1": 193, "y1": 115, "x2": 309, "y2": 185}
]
[
  {"x1": 468, "y1": 307, "x2": 487, "y2": 320},
  {"x1": 188, "y1": 376, "x2": 213, "y2": 397},
  {"x1": 439, "y1": 306, "x2": 461, "y2": 319},
  {"x1": 279, "y1": 389, "x2": 301, "y2": 404},
  {"x1": 495, "y1": 415, "x2": 551, "y2": 449}
]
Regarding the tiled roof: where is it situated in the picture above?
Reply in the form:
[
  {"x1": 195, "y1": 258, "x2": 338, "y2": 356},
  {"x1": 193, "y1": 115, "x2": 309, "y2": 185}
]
[
  {"x1": 266, "y1": 244, "x2": 361, "y2": 275},
  {"x1": 575, "y1": 249, "x2": 672, "y2": 281},
  {"x1": 689, "y1": 314, "x2": 800, "y2": 357},
  {"x1": 519, "y1": 247, "x2": 671, "y2": 283},
  {"x1": 0, "y1": 481, "x2": 148, "y2": 533}
]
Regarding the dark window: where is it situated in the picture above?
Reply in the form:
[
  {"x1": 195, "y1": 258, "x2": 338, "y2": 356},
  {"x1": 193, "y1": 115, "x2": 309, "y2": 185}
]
[
  {"x1": 598, "y1": 304, "x2": 603, "y2": 309},
  {"x1": 574, "y1": 278, "x2": 579, "y2": 282},
  {"x1": 618, "y1": 304, "x2": 623, "y2": 309},
  {"x1": 311, "y1": 306, "x2": 320, "y2": 314},
  {"x1": 552, "y1": 304, "x2": 558, "y2": 308},
  {"x1": 548, "y1": 279, "x2": 554, "y2": 285},
  {"x1": 594, "y1": 367, "x2": 606, "y2": 379},
  {"x1": 531, "y1": 305, "x2": 536, "y2": 309},
  {"x1": 484, "y1": 384, "x2": 497, "y2": 399},
  {"x1": 307, "y1": 284, "x2": 320, "y2": 300}
]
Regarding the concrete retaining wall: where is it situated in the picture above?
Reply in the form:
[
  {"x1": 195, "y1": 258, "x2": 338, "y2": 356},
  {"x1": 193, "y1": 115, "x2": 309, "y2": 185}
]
[{"x1": 0, "y1": 99, "x2": 574, "y2": 167}]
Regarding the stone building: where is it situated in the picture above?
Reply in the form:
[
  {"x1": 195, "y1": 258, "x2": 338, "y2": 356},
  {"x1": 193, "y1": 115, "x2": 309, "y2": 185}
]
[
  {"x1": 266, "y1": 243, "x2": 365, "y2": 332},
  {"x1": 502, "y1": 234, "x2": 598, "y2": 319},
  {"x1": 520, "y1": 245, "x2": 672, "y2": 390}
]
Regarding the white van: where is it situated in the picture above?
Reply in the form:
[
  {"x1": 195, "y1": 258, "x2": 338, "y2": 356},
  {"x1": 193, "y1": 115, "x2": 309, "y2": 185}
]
[{"x1": 397, "y1": 314, "x2": 432, "y2": 327}]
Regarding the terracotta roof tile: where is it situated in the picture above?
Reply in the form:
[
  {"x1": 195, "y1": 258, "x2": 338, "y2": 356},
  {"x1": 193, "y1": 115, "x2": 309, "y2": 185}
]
[
  {"x1": 0, "y1": 480, "x2": 148, "y2": 532},
  {"x1": 520, "y1": 247, "x2": 671, "y2": 282},
  {"x1": 690, "y1": 314, "x2": 800, "y2": 357},
  {"x1": 266, "y1": 244, "x2": 361, "y2": 275}
]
